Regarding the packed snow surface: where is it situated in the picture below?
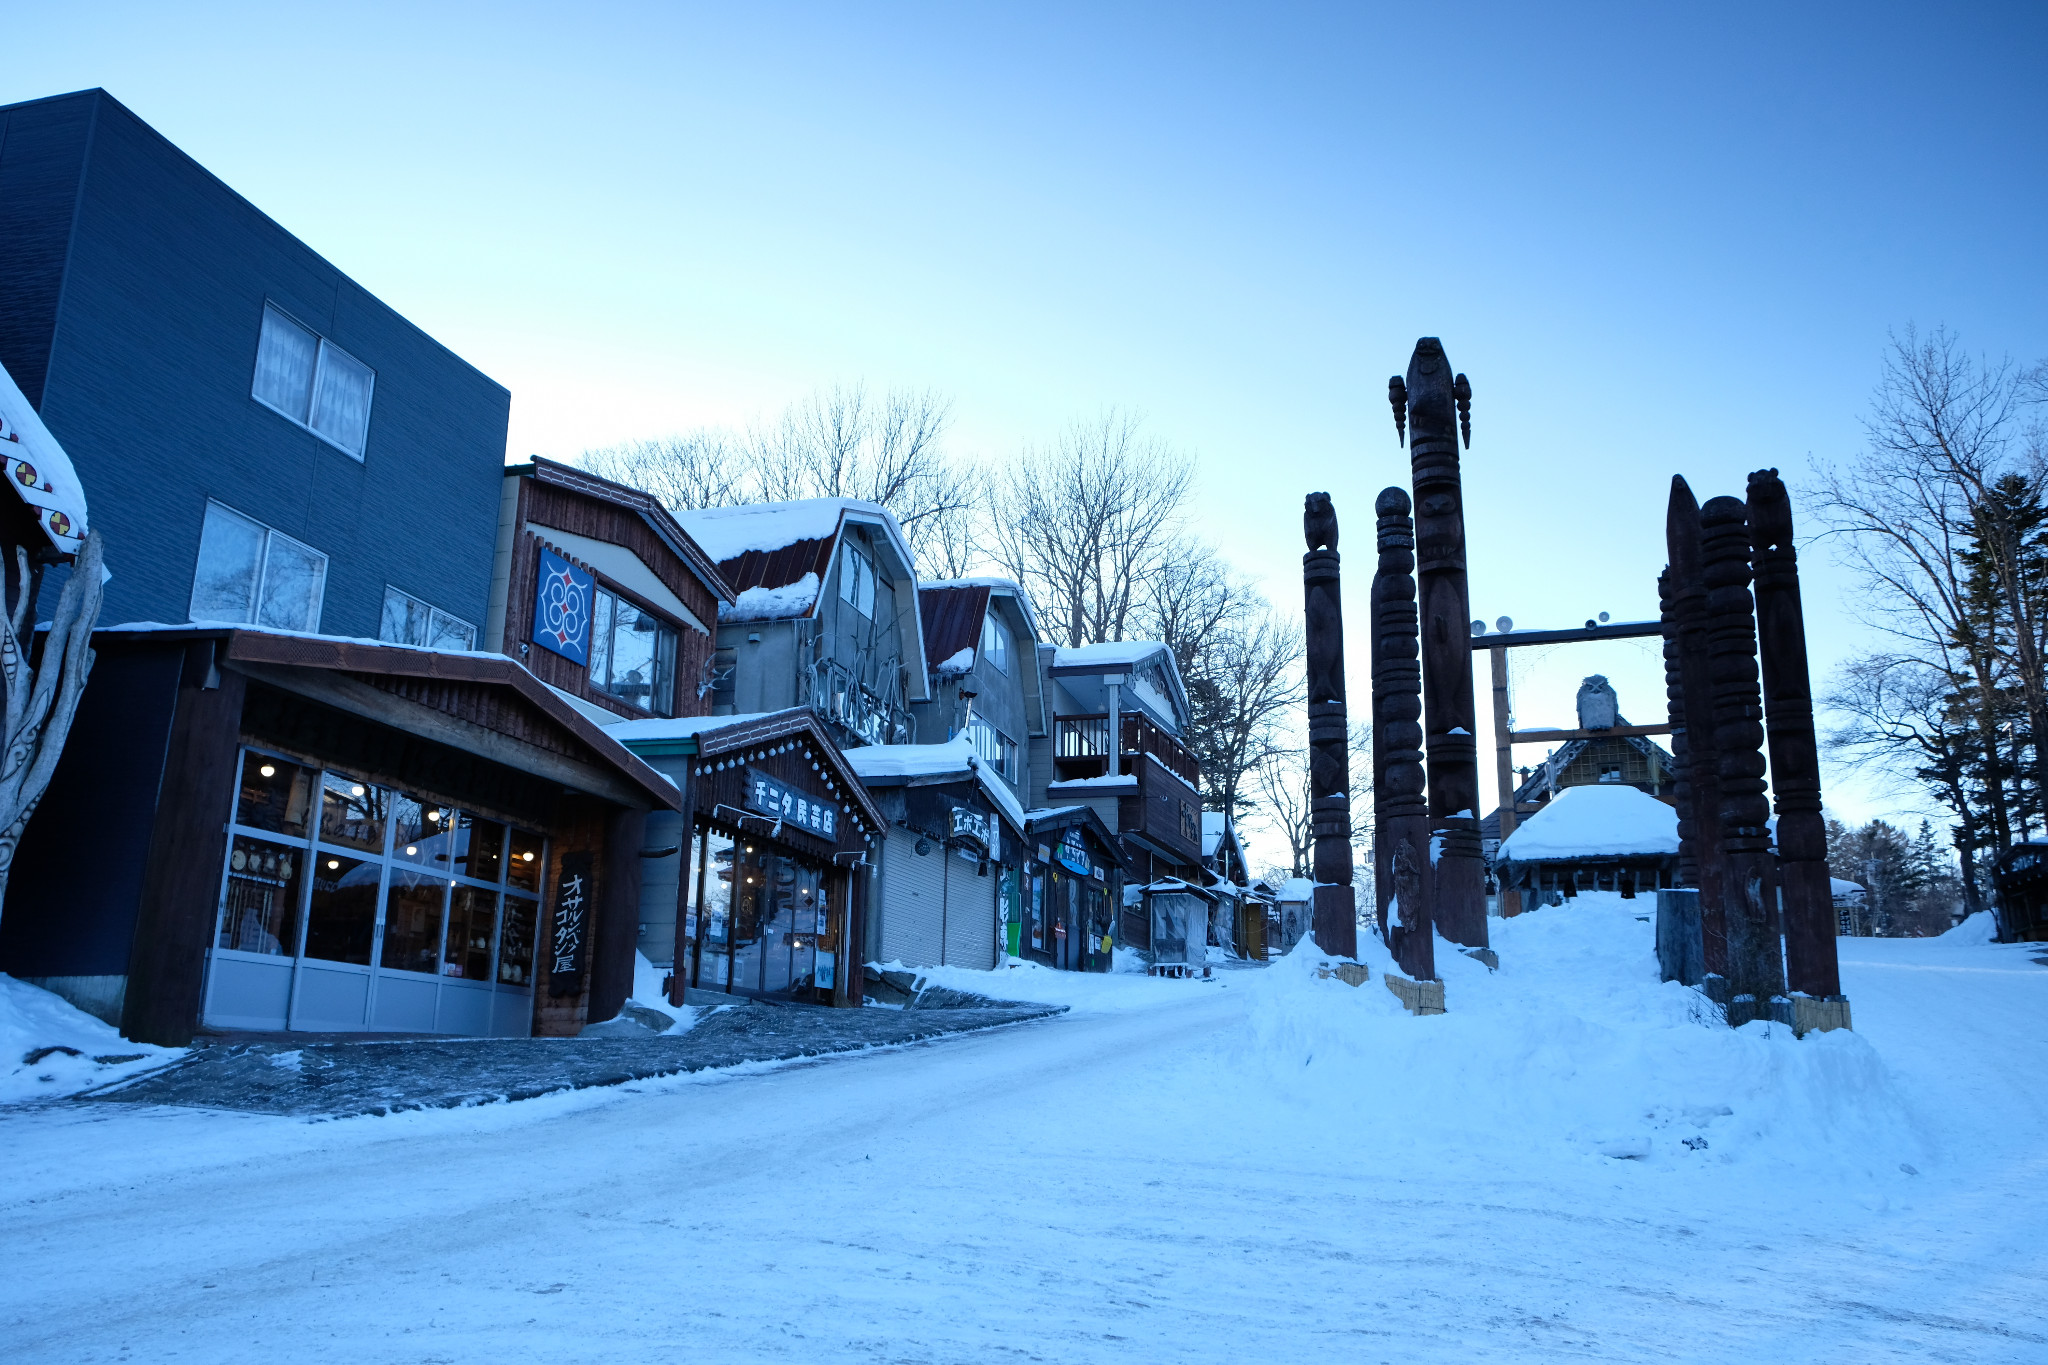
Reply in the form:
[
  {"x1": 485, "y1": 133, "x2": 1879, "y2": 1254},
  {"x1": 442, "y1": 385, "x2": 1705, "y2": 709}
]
[
  {"x1": 4, "y1": 899, "x2": 2045, "y2": 1360},
  {"x1": 1497, "y1": 782, "x2": 1681, "y2": 860}
]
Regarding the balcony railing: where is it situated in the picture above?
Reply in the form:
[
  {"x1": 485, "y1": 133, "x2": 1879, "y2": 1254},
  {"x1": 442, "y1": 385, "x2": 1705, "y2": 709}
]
[{"x1": 1052, "y1": 710, "x2": 1199, "y2": 788}]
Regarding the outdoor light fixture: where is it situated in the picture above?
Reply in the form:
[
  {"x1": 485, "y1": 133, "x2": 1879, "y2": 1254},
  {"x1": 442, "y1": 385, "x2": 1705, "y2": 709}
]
[
  {"x1": 427, "y1": 810, "x2": 441, "y2": 823},
  {"x1": 521, "y1": 851, "x2": 534, "y2": 862},
  {"x1": 259, "y1": 764, "x2": 275, "y2": 778},
  {"x1": 350, "y1": 784, "x2": 365, "y2": 797},
  {"x1": 406, "y1": 845, "x2": 419, "y2": 856}
]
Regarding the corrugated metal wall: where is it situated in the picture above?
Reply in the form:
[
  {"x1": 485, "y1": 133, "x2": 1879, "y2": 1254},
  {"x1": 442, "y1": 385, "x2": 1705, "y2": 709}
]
[
  {"x1": 879, "y1": 827, "x2": 946, "y2": 966},
  {"x1": 942, "y1": 847, "x2": 998, "y2": 970}
]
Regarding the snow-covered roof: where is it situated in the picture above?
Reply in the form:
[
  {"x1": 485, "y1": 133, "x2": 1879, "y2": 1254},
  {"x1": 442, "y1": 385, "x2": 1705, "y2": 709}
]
[
  {"x1": 933, "y1": 646, "x2": 975, "y2": 676},
  {"x1": 1201, "y1": 811, "x2": 1232, "y2": 859},
  {"x1": 1052, "y1": 640, "x2": 1171, "y2": 671},
  {"x1": 1496, "y1": 785, "x2": 1680, "y2": 862},
  {"x1": 672, "y1": 498, "x2": 880, "y2": 563},
  {"x1": 1830, "y1": 877, "x2": 1867, "y2": 902},
  {"x1": 604, "y1": 712, "x2": 783, "y2": 743},
  {"x1": 919, "y1": 575, "x2": 1042, "y2": 640},
  {"x1": 0, "y1": 355, "x2": 88, "y2": 555},
  {"x1": 1275, "y1": 877, "x2": 1314, "y2": 901},
  {"x1": 723, "y1": 573, "x2": 821, "y2": 623},
  {"x1": 841, "y1": 735, "x2": 1026, "y2": 832},
  {"x1": 1023, "y1": 805, "x2": 1089, "y2": 822}
]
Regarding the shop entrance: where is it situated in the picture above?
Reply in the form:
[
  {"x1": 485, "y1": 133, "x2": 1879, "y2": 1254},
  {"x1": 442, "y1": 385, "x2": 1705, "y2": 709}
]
[
  {"x1": 683, "y1": 825, "x2": 842, "y2": 1000},
  {"x1": 202, "y1": 747, "x2": 545, "y2": 1036}
]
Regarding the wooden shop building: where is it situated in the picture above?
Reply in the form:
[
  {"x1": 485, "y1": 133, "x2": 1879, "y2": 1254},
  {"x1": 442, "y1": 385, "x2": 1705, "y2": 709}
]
[{"x1": 0, "y1": 628, "x2": 686, "y2": 1045}]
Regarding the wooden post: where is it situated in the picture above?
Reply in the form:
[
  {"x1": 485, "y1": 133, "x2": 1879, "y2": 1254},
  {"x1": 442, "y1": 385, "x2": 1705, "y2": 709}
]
[
  {"x1": 1700, "y1": 493, "x2": 1786, "y2": 1021},
  {"x1": 1748, "y1": 469, "x2": 1843, "y2": 1001},
  {"x1": 1402, "y1": 338, "x2": 1488, "y2": 949},
  {"x1": 1302, "y1": 493, "x2": 1357, "y2": 957},
  {"x1": 1370, "y1": 488, "x2": 1435, "y2": 980},
  {"x1": 1490, "y1": 643, "x2": 1520, "y2": 917}
]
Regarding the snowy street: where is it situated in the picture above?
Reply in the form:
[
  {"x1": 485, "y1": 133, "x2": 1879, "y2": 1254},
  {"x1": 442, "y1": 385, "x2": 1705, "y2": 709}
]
[{"x1": 5, "y1": 904, "x2": 2046, "y2": 1363}]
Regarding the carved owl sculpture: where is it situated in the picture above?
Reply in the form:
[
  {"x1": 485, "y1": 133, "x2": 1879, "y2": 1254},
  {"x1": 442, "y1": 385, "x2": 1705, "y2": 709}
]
[
  {"x1": 1304, "y1": 492, "x2": 1339, "y2": 552},
  {"x1": 1576, "y1": 675, "x2": 1620, "y2": 731}
]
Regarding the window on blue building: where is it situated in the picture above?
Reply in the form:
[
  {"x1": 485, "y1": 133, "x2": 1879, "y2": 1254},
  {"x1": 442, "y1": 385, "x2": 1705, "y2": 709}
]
[
  {"x1": 252, "y1": 304, "x2": 376, "y2": 458},
  {"x1": 190, "y1": 500, "x2": 327, "y2": 631},
  {"x1": 380, "y1": 586, "x2": 477, "y2": 651}
]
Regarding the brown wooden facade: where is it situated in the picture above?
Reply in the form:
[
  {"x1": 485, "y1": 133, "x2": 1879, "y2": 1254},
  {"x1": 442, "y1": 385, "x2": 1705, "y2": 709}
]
[
  {"x1": 0, "y1": 628, "x2": 681, "y2": 1044},
  {"x1": 489, "y1": 458, "x2": 730, "y2": 723}
]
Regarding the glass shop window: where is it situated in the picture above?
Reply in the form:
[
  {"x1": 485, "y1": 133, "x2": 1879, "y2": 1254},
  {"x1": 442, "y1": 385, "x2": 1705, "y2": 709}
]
[
  {"x1": 219, "y1": 836, "x2": 303, "y2": 956},
  {"x1": 393, "y1": 794, "x2": 464, "y2": 868},
  {"x1": 589, "y1": 588, "x2": 678, "y2": 714},
  {"x1": 464, "y1": 817, "x2": 505, "y2": 884},
  {"x1": 237, "y1": 752, "x2": 315, "y2": 839},
  {"x1": 444, "y1": 886, "x2": 499, "y2": 980},
  {"x1": 838, "y1": 541, "x2": 876, "y2": 618},
  {"x1": 379, "y1": 585, "x2": 477, "y2": 652},
  {"x1": 304, "y1": 851, "x2": 379, "y2": 965},
  {"x1": 251, "y1": 303, "x2": 376, "y2": 458},
  {"x1": 507, "y1": 827, "x2": 545, "y2": 893},
  {"x1": 383, "y1": 869, "x2": 449, "y2": 975},
  {"x1": 498, "y1": 893, "x2": 537, "y2": 986},
  {"x1": 190, "y1": 500, "x2": 328, "y2": 632},
  {"x1": 318, "y1": 772, "x2": 385, "y2": 853}
]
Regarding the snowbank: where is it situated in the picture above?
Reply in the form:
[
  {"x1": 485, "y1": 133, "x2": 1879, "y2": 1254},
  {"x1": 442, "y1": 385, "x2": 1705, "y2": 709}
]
[
  {"x1": 720, "y1": 572, "x2": 820, "y2": 622},
  {"x1": 1, "y1": 975, "x2": 179, "y2": 1103},
  {"x1": 1236, "y1": 895, "x2": 1922, "y2": 1181},
  {"x1": 911, "y1": 957, "x2": 1229, "y2": 1015},
  {"x1": 1497, "y1": 784, "x2": 1679, "y2": 860}
]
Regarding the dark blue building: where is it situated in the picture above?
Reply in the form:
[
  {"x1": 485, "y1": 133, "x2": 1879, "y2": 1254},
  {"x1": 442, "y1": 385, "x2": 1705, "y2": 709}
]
[{"x1": 0, "y1": 88, "x2": 509, "y2": 640}]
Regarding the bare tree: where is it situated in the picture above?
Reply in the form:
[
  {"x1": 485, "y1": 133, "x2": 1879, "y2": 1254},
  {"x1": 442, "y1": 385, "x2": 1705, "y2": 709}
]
[
  {"x1": 0, "y1": 531, "x2": 104, "y2": 919},
  {"x1": 1811, "y1": 326, "x2": 2037, "y2": 851},
  {"x1": 579, "y1": 432, "x2": 750, "y2": 511},
  {"x1": 748, "y1": 384, "x2": 972, "y2": 566},
  {"x1": 1254, "y1": 747, "x2": 1312, "y2": 878},
  {"x1": 988, "y1": 412, "x2": 1194, "y2": 647}
]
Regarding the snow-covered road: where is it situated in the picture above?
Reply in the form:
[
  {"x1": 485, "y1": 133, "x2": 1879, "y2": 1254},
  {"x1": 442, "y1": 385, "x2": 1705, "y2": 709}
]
[{"x1": 5, "y1": 905, "x2": 2046, "y2": 1362}]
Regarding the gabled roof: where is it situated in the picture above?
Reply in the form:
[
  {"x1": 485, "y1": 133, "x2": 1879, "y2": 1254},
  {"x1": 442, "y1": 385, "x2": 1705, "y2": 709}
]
[
  {"x1": 608, "y1": 706, "x2": 885, "y2": 835},
  {"x1": 1495, "y1": 785, "x2": 1679, "y2": 864},
  {"x1": 1023, "y1": 804, "x2": 1131, "y2": 873},
  {"x1": 673, "y1": 498, "x2": 914, "y2": 616},
  {"x1": 842, "y1": 734, "x2": 1025, "y2": 833},
  {"x1": 1048, "y1": 639, "x2": 1191, "y2": 729},
  {"x1": 918, "y1": 583, "x2": 990, "y2": 675},
  {"x1": 518, "y1": 458, "x2": 732, "y2": 603},
  {"x1": 1510, "y1": 714, "x2": 1674, "y2": 807}
]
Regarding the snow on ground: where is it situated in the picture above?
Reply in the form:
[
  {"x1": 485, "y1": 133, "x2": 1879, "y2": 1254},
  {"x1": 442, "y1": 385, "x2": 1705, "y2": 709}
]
[
  {"x1": 3, "y1": 900, "x2": 2045, "y2": 1361},
  {"x1": 0, "y1": 974, "x2": 179, "y2": 1103}
]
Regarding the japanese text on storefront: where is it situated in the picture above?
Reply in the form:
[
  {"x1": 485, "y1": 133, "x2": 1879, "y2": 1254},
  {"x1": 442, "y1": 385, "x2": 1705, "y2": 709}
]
[{"x1": 744, "y1": 767, "x2": 837, "y2": 839}]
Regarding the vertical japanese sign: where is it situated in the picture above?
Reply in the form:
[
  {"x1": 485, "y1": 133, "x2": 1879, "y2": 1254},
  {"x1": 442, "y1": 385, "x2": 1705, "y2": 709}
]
[
  {"x1": 532, "y1": 545, "x2": 594, "y2": 665},
  {"x1": 548, "y1": 850, "x2": 595, "y2": 995}
]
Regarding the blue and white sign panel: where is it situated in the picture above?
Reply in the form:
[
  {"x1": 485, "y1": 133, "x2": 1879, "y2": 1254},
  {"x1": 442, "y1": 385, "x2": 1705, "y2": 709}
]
[
  {"x1": 744, "y1": 767, "x2": 838, "y2": 840},
  {"x1": 532, "y1": 546, "x2": 594, "y2": 665}
]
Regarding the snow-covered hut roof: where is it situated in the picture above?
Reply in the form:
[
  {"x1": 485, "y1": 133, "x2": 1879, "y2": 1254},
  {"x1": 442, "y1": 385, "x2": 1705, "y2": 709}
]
[
  {"x1": 1830, "y1": 877, "x2": 1867, "y2": 903},
  {"x1": 1275, "y1": 877, "x2": 1314, "y2": 902},
  {"x1": 1496, "y1": 785, "x2": 1679, "y2": 863},
  {"x1": 841, "y1": 734, "x2": 1026, "y2": 832},
  {"x1": 608, "y1": 706, "x2": 886, "y2": 835},
  {"x1": 1048, "y1": 639, "x2": 1191, "y2": 731},
  {"x1": 0, "y1": 356, "x2": 88, "y2": 556}
]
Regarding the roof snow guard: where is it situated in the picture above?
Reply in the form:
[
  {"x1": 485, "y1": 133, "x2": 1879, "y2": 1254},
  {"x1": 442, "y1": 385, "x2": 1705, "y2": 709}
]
[{"x1": 0, "y1": 356, "x2": 87, "y2": 556}]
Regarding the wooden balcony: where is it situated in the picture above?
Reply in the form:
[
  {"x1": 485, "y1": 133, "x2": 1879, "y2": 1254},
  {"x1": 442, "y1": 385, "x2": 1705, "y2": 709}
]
[{"x1": 1052, "y1": 710, "x2": 1199, "y2": 788}]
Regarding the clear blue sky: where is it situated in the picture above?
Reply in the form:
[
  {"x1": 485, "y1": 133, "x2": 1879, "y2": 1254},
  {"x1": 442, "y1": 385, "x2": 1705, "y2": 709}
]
[{"x1": 10, "y1": 2, "x2": 2046, "y2": 831}]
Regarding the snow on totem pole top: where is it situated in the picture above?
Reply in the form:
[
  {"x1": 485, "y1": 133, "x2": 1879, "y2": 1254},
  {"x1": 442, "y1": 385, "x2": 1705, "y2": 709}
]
[{"x1": 0, "y1": 357, "x2": 89, "y2": 557}]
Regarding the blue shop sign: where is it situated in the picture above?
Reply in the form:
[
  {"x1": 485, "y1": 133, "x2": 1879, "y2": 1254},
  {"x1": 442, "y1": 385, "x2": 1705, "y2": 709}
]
[
  {"x1": 1057, "y1": 827, "x2": 1094, "y2": 876},
  {"x1": 532, "y1": 546, "x2": 594, "y2": 665},
  {"x1": 745, "y1": 767, "x2": 838, "y2": 840}
]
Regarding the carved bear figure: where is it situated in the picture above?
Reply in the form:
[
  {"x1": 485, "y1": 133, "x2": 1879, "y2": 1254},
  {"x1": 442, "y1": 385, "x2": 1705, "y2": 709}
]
[{"x1": 1304, "y1": 492, "x2": 1338, "y2": 552}]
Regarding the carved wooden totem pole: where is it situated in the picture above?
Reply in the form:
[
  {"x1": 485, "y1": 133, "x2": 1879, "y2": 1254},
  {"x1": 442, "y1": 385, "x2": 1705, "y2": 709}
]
[
  {"x1": 1370, "y1": 486, "x2": 1435, "y2": 980},
  {"x1": 1302, "y1": 493, "x2": 1357, "y2": 957},
  {"x1": 1392, "y1": 338, "x2": 1488, "y2": 949},
  {"x1": 1747, "y1": 469, "x2": 1843, "y2": 1001},
  {"x1": 1665, "y1": 479, "x2": 1727, "y2": 980},
  {"x1": 1699, "y1": 493, "x2": 1786, "y2": 1019}
]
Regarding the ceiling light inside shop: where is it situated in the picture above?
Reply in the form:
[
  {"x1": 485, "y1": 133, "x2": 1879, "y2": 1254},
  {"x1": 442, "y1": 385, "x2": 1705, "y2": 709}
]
[
  {"x1": 406, "y1": 845, "x2": 418, "y2": 855},
  {"x1": 259, "y1": 764, "x2": 275, "y2": 778},
  {"x1": 327, "y1": 859, "x2": 339, "y2": 870},
  {"x1": 350, "y1": 785, "x2": 365, "y2": 797}
]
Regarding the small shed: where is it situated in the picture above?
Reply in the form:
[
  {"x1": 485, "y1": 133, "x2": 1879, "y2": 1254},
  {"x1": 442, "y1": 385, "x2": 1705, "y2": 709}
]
[
  {"x1": 1992, "y1": 843, "x2": 2048, "y2": 942},
  {"x1": 1493, "y1": 785, "x2": 1680, "y2": 902}
]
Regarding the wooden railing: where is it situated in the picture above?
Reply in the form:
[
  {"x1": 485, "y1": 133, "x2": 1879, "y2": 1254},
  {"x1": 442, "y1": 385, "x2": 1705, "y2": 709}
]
[{"x1": 1052, "y1": 711, "x2": 1199, "y2": 788}]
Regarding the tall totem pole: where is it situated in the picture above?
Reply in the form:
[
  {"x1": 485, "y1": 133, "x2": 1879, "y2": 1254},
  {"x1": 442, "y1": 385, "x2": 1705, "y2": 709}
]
[
  {"x1": 1371, "y1": 487, "x2": 1436, "y2": 980},
  {"x1": 1392, "y1": 338, "x2": 1488, "y2": 949},
  {"x1": 1302, "y1": 493, "x2": 1357, "y2": 957},
  {"x1": 1747, "y1": 469, "x2": 1842, "y2": 1001},
  {"x1": 1665, "y1": 479, "x2": 1726, "y2": 979}
]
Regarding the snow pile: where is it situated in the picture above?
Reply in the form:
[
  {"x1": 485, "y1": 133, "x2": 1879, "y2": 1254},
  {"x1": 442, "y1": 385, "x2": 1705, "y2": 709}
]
[
  {"x1": 1, "y1": 975, "x2": 179, "y2": 1103},
  {"x1": 1051, "y1": 640, "x2": 1168, "y2": 670},
  {"x1": 842, "y1": 735, "x2": 1026, "y2": 830},
  {"x1": 720, "y1": 572, "x2": 820, "y2": 622},
  {"x1": 1235, "y1": 895, "x2": 1922, "y2": 1180},
  {"x1": 933, "y1": 646, "x2": 975, "y2": 675},
  {"x1": 1496, "y1": 784, "x2": 1679, "y2": 860},
  {"x1": 913, "y1": 956, "x2": 1225, "y2": 1014}
]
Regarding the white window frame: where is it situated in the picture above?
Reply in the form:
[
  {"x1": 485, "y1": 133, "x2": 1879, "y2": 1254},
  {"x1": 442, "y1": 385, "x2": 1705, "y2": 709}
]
[
  {"x1": 981, "y1": 610, "x2": 1011, "y2": 674},
  {"x1": 250, "y1": 302, "x2": 377, "y2": 460},
  {"x1": 838, "y1": 541, "x2": 876, "y2": 618},
  {"x1": 189, "y1": 499, "x2": 328, "y2": 631},
  {"x1": 379, "y1": 585, "x2": 477, "y2": 652},
  {"x1": 966, "y1": 715, "x2": 1018, "y2": 783}
]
